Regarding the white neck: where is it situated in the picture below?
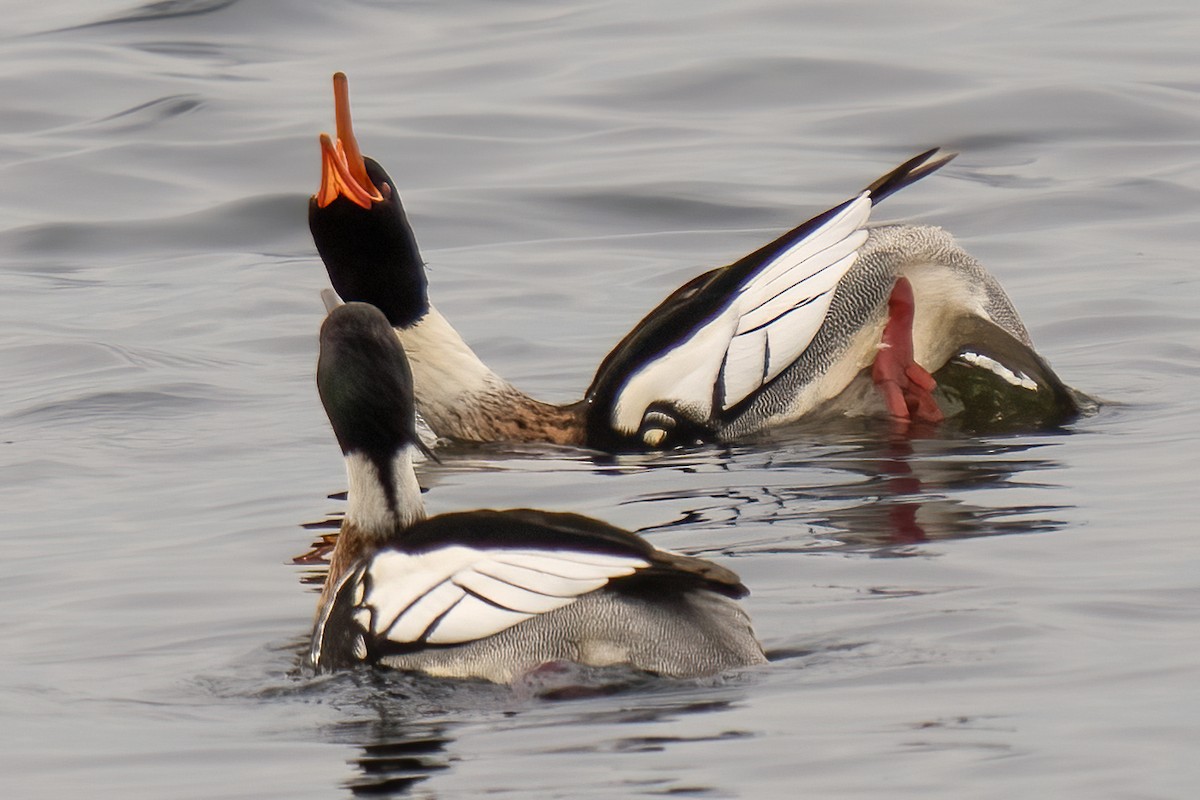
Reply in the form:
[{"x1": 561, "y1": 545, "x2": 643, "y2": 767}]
[
  {"x1": 395, "y1": 303, "x2": 524, "y2": 430},
  {"x1": 397, "y1": 304, "x2": 500, "y2": 393},
  {"x1": 343, "y1": 446, "x2": 427, "y2": 538}
]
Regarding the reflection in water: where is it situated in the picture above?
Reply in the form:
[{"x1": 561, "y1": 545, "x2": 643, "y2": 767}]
[
  {"x1": 293, "y1": 513, "x2": 341, "y2": 587},
  {"x1": 329, "y1": 718, "x2": 452, "y2": 797},
  {"x1": 311, "y1": 670, "x2": 468, "y2": 797},
  {"x1": 628, "y1": 433, "x2": 1071, "y2": 556},
  {"x1": 316, "y1": 671, "x2": 753, "y2": 798},
  {"x1": 295, "y1": 431, "x2": 1074, "y2": 574}
]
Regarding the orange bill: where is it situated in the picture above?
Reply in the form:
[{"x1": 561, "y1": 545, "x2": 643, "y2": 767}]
[{"x1": 314, "y1": 72, "x2": 383, "y2": 209}]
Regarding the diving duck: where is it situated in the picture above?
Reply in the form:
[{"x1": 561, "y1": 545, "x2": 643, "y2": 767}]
[
  {"x1": 309, "y1": 73, "x2": 1082, "y2": 451},
  {"x1": 310, "y1": 302, "x2": 767, "y2": 681}
]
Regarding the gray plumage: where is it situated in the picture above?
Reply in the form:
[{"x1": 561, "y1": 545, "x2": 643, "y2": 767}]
[
  {"x1": 327, "y1": 584, "x2": 765, "y2": 683},
  {"x1": 717, "y1": 223, "x2": 1042, "y2": 438}
]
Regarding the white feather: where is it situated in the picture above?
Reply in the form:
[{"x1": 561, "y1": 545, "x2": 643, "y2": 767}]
[
  {"x1": 344, "y1": 448, "x2": 425, "y2": 534},
  {"x1": 491, "y1": 550, "x2": 645, "y2": 577},
  {"x1": 734, "y1": 237, "x2": 865, "y2": 335},
  {"x1": 383, "y1": 580, "x2": 464, "y2": 642},
  {"x1": 453, "y1": 569, "x2": 581, "y2": 613},
  {"x1": 354, "y1": 545, "x2": 648, "y2": 646},
  {"x1": 720, "y1": 248, "x2": 862, "y2": 408},
  {"x1": 473, "y1": 559, "x2": 610, "y2": 595},
  {"x1": 352, "y1": 606, "x2": 372, "y2": 631},
  {"x1": 960, "y1": 351, "x2": 1038, "y2": 390},
  {"x1": 610, "y1": 194, "x2": 877, "y2": 432},
  {"x1": 365, "y1": 548, "x2": 475, "y2": 633},
  {"x1": 424, "y1": 595, "x2": 537, "y2": 644},
  {"x1": 747, "y1": 195, "x2": 870, "y2": 296},
  {"x1": 611, "y1": 313, "x2": 737, "y2": 433}
]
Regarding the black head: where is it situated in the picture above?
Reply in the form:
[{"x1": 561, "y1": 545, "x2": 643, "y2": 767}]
[
  {"x1": 309, "y1": 157, "x2": 429, "y2": 328},
  {"x1": 317, "y1": 302, "x2": 421, "y2": 462},
  {"x1": 308, "y1": 73, "x2": 429, "y2": 329}
]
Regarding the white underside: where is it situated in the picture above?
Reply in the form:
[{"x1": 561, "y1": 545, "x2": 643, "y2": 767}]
[{"x1": 905, "y1": 257, "x2": 987, "y2": 370}]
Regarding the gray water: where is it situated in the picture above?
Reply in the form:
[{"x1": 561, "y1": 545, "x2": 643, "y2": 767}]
[{"x1": 3, "y1": 1, "x2": 1198, "y2": 797}]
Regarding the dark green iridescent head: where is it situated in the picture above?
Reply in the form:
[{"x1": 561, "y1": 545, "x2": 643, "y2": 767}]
[{"x1": 317, "y1": 302, "x2": 420, "y2": 461}]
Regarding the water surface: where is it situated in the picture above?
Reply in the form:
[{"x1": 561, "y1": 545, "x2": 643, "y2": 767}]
[{"x1": 2, "y1": 1, "x2": 1198, "y2": 797}]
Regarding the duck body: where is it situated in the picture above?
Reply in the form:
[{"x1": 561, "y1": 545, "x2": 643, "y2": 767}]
[
  {"x1": 310, "y1": 302, "x2": 765, "y2": 682},
  {"x1": 312, "y1": 508, "x2": 763, "y2": 682},
  {"x1": 579, "y1": 170, "x2": 1080, "y2": 448},
  {"x1": 309, "y1": 73, "x2": 1083, "y2": 450},
  {"x1": 588, "y1": 221, "x2": 1078, "y2": 448}
]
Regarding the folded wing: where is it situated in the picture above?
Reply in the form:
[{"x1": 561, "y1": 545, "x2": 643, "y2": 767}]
[
  {"x1": 587, "y1": 149, "x2": 953, "y2": 448},
  {"x1": 603, "y1": 194, "x2": 870, "y2": 436},
  {"x1": 353, "y1": 545, "x2": 648, "y2": 645}
]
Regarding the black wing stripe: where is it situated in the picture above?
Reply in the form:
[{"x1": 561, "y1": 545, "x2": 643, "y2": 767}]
[
  {"x1": 472, "y1": 561, "x2": 606, "y2": 597},
  {"x1": 741, "y1": 230, "x2": 866, "y2": 301},
  {"x1": 732, "y1": 290, "x2": 829, "y2": 337},
  {"x1": 416, "y1": 593, "x2": 467, "y2": 643}
]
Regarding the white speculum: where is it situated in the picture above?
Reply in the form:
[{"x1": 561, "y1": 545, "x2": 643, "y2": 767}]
[{"x1": 960, "y1": 351, "x2": 1038, "y2": 391}]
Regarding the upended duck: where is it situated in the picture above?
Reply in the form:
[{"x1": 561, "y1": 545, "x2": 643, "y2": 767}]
[
  {"x1": 309, "y1": 73, "x2": 1082, "y2": 451},
  {"x1": 310, "y1": 302, "x2": 766, "y2": 681}
]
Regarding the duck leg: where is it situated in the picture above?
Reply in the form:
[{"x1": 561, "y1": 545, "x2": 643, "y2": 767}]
[{"x1": 872, "y1": 276, "x2": 944, "y2": 425}]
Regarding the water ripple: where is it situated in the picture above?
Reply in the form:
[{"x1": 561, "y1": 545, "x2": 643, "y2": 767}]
[
  {"x1": 80, "y1": 0, "x2": 242, "y2": 29},
  {"x1": 89, "y1": 94, "x2": 205, "y2": 131},
  {"x1": 4, "y1": 193, "x2": 307, "y2": 260}
]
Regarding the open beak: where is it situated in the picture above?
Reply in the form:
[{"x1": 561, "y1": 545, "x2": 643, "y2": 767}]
[{"x1": 315, "y1": 72, "x2": 384, "y2": 209}]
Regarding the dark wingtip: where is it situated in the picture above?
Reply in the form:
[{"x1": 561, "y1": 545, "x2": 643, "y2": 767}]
[{"x1": 863, "y1": 147, "x2": 956, "y2": 205}]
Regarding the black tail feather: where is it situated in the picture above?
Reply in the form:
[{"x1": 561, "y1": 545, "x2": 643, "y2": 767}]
[{"x1": 863, "y1": 147, "x2": 956, "y2": 204}]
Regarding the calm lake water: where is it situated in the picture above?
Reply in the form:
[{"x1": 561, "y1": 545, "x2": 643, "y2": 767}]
[{"x1": 2, "y1": 1, "x2": 1198, "y2": 797}]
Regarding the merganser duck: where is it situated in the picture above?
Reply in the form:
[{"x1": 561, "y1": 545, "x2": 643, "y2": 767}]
[
  {"x1": 309, "y1": 73, "x2": 1082, "y2": 451},
  {"x1": 310, "y1": 302, "x2": 766, "y2": 681}
]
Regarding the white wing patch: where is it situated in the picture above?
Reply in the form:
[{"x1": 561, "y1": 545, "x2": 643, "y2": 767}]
[
  {"x1": 960, "y1": 351, "x2": 1039, "y2": 390},
  {"x1": 611, "y1": 193, "x2": 874, "y2": 433},
  {"x1": 354, "y1": 545, "x2": 648, "y2": 646}
]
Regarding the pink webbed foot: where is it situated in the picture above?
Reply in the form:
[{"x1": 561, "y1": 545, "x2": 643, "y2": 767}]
[{"x1": 871, "y1": 276, "x2": 944, "y2": 426}]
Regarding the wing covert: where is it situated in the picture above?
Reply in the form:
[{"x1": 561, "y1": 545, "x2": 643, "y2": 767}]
[
  {"x1": 345, "y1": 545, "x2": 649, "y2": 648},
  {"x1": 610, "y1": 193, "x2": 874, "y2": 430}
]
